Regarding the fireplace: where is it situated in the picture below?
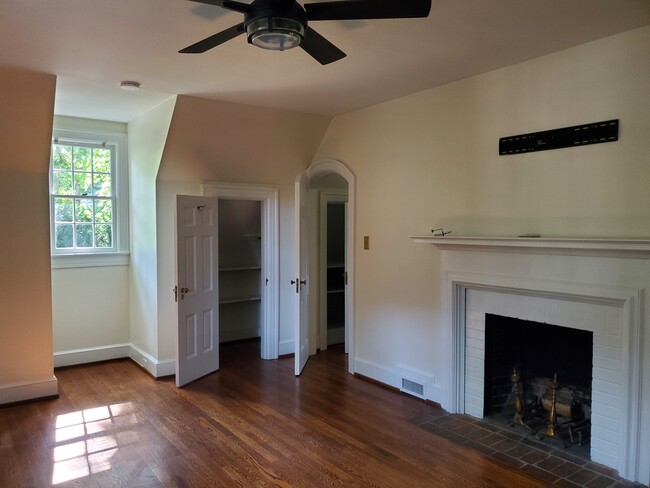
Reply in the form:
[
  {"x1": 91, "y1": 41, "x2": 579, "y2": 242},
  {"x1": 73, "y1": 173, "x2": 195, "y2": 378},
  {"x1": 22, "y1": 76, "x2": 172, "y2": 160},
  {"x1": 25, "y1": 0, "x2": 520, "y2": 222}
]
[
  {"x1": 410, "y1": 235, "x2": 650, "y2": 483},
  {"x1": 483, "y1": 314, "x2": 593, "y2": 448}
]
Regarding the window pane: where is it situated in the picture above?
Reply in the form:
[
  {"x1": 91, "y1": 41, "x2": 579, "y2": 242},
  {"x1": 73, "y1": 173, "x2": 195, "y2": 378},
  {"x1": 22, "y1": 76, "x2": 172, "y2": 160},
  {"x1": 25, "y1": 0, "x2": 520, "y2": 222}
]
[
  {"x1": 93, "y1": 173, "x2": 111, "y2": 197},
  {"x1": 53, "y1": 145, "x2": 72, "y2": 170},
  {"x1": 75, "y1": 199, "x2": 93, "y2": 222},
  {"x1": 55, "y1": 224, "x2": 74, "y2": 248},
  {"x1": 94, "y1": 200, "x2": 112, "y2": 223},
  {"x1": 95, "y1": 224, "x2": 112, "y2": 248},
  {"x1": 73, "y1": 146, "x2": 92, "y2": 171},
  {"x1": 93, "y1": 148, "x2": 111, "y2": 173},
  {"x1": 76, "y1": 224, "x2": 93, "y2": 247},
  {"x1": 53, "y1": 171, "x2": 73, "y2": 195},
  {"x1": 54, "y1": 198, "x2": 73, "y2": 222},
  {"x1": 73, "y1": 172, "x2": 92, "y2": 196}
]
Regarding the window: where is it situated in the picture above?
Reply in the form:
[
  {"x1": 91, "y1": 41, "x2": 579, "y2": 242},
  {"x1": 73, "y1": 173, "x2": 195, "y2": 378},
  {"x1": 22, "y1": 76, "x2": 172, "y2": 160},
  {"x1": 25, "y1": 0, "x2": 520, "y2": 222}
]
[
  {"x1": 51, "y1": 142, "x2": 115, "y2": 250},
  {"x1": 50, "y1": 127, "x2": 128, "y2": 266}
]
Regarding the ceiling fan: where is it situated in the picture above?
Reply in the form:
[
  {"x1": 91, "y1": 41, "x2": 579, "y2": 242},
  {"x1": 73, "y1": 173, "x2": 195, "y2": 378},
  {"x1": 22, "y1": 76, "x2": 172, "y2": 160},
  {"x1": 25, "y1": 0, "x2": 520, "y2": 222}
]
[{"x1": 180, "y1": 0, "x2": 432, "y2": 65}]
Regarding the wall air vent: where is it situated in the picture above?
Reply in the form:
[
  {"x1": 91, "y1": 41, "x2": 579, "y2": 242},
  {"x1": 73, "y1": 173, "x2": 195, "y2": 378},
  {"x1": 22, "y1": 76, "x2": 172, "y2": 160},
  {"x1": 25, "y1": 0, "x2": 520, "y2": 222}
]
[
  {"x1": 395, "y1": 364, "x2": 434, "y2": 400},
  {"x1": 401, "y1": 378, "x2": 425, "y2": 399}
]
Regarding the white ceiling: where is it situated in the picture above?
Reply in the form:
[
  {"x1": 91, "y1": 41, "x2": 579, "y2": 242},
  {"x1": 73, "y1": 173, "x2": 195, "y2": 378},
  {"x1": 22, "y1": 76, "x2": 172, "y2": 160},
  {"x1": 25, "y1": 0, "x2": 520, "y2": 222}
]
[{"x1": 1, "y1": 0, "x2": 648, "y2": 122}]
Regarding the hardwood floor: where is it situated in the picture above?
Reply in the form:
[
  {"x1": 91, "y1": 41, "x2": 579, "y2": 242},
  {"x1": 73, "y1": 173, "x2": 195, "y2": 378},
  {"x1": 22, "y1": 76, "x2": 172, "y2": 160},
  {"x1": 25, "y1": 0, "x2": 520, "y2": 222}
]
[{"x1": 1, "y1": 342, "x2": 554, "y2": 487}]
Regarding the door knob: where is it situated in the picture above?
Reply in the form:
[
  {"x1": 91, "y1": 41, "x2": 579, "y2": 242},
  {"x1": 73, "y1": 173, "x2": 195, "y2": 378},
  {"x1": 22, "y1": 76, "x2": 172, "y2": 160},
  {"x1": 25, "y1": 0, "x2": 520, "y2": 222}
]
[{"x1": 180, "y1": 287, "x2": 189, "y2": 299}]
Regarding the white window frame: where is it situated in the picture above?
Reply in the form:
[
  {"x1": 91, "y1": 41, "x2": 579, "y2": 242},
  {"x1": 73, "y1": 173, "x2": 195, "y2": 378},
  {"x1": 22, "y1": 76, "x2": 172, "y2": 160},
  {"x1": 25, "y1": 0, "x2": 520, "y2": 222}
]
[{"x1": 50, "y1": 127, "x2": 129, "y2": 268}]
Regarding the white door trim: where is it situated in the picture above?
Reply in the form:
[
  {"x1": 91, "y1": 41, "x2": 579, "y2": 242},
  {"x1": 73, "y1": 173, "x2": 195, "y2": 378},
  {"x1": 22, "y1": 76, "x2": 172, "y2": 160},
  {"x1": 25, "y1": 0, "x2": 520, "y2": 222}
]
[
  {"x1": 202, "y1": 182, "x2": 279, "y2": 360},
  {"x1": 306, "y1": 159, "x2": 356, "y2": 375}
]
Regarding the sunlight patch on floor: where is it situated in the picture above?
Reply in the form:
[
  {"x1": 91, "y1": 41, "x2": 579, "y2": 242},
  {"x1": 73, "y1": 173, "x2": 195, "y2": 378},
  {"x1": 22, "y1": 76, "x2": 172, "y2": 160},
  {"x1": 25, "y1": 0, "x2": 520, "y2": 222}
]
[{"x1": 51, "y1": 402, "x2": 138, "y2": 485}]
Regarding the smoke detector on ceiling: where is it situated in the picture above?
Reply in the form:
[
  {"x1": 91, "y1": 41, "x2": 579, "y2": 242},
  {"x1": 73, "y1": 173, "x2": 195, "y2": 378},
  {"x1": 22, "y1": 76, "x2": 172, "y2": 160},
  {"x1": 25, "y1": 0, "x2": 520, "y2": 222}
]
[{"x1": 120, "y1": 80, "x2": 141, "y2": 91}]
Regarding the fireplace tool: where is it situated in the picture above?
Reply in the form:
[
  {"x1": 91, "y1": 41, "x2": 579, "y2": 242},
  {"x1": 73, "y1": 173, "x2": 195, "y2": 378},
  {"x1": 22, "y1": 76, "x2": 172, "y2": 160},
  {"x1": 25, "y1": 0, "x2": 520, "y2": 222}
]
[{"x1": 510, "y1": 369, "x2": 591, "y2": 447}]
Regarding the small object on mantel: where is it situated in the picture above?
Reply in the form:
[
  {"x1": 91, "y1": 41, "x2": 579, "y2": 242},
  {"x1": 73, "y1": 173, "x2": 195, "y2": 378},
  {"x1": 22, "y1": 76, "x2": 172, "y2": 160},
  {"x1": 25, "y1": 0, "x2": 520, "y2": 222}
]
[
  {"x1": 518, "y1": 234, "x2": 541, "y2": 238},
  {"x1": 431, "y1": 228, "x2": 451, "y2": 237}
]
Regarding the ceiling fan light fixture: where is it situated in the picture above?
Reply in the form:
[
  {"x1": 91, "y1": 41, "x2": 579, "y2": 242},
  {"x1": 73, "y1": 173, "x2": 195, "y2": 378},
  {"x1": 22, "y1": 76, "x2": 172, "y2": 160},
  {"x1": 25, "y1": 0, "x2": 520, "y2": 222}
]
[{"x1": 246, "y1": 17, "x2": 305, "y2": 51}]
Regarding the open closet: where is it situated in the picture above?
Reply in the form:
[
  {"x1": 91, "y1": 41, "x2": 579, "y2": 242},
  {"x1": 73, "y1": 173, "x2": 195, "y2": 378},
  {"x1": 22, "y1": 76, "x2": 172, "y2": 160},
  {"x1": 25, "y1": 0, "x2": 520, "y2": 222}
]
[
  {"x1": 218, "y1": 199, "x2": 262, "y2": 345},
  {"x1": 325, "y1": 202, "x2": 345, "y2": 345},
  {"x1": 312, "y1": 170, "x2": 348, "y2": 353}
]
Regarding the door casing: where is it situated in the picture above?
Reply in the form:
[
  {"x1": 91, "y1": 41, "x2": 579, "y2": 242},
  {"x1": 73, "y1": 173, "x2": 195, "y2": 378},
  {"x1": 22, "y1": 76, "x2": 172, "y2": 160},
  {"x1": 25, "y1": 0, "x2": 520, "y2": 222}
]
[
  {"x1": 202, "y1": 182, "x2": 279, "y2": 360},
  {"x1": 305, "y1": 159, "x2": 356, "y2": 374}
]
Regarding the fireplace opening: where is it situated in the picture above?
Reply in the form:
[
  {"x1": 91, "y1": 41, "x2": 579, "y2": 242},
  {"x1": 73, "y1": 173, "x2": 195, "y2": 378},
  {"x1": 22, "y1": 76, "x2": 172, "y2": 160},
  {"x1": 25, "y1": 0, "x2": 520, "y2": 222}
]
[{"x1": 483, "y1": 314, "x2": 593, "y2": 450}]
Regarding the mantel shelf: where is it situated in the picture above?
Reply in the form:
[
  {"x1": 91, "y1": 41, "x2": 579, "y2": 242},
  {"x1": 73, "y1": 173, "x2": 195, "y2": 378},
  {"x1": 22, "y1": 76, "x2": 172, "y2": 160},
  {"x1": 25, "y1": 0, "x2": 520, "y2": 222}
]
[{"x1": 409, "y1": 236, "x2": 650, "y2": 259}]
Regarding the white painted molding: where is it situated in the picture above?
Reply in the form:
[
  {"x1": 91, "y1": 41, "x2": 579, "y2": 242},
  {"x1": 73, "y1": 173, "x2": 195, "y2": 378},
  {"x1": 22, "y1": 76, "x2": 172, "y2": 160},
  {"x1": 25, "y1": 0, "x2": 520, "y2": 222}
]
[
  {"x1": 355, "y1": 357, "x2": 442, "y2": 403},
  {"x1": 219, "y1": 328, "x2": 259, "y2": 344},
  {"x1": 53, "y1": 343, "x2": 174, "y2": 378},
  {"x1": 307, "y1": 159, "x2": 356, "y2": 374},
  {"x1": 0, "y1": 376, "x2": 59, "y2": 405},
  {"x1": 51, "y1": 252, "x2": 130, "y2": 269},
  {"x1": 54, "y1": 344, "x2": 131, "y2": 367},
  {"x1": 202, "y1": 182, "x2": 280, "y2": 360},
  {"x1": 410, "y1": 236, "x2": 650, "y2": 258},
  {"x1": 155, "y1": 359, "x2": 175, "y2": 377},
  {"x1": 279, "y1": 340, "x2": 294, "y2": 356},
  {"x1": 129, "y1": 344, "x2": 174, "y2": 378},
  {"x1": 354, "y1": 357, "x2": 399, "y2": 389}
]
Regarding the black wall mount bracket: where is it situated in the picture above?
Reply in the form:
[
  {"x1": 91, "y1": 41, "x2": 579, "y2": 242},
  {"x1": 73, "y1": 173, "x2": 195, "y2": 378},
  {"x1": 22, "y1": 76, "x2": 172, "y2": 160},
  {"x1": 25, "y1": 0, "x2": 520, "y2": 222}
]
[{"x1": 499, "y1": 119, "x2": 619, "y2": 156}]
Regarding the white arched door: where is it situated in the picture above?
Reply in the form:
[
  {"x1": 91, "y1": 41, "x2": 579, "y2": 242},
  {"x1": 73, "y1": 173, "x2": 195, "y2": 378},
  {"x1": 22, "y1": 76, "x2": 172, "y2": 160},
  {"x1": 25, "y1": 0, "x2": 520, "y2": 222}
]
[{"x1": 295, "y1": 159, "x2": 356, "y2": 375}]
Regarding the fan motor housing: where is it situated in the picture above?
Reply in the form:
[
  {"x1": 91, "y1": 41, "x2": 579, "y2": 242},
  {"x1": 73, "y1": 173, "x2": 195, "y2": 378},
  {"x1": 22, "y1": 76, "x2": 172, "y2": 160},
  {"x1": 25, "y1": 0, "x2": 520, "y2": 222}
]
[{"x1": 244, "y1": 1, "x2": 308, "y2": 50}]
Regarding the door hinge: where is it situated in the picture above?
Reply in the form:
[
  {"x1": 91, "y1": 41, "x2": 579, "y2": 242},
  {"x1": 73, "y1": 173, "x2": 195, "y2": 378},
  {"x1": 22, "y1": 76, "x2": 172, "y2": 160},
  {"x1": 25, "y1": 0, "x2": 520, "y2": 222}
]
[
  {"x1": 291, "y1": 278, "x2": 307, "y2": 293},
  {"x1": 174, "y1": 285, "x2": 189, "y2": 301},
  {"x1": 344, "y1": 271, "x2": 348, "y2": 286}
]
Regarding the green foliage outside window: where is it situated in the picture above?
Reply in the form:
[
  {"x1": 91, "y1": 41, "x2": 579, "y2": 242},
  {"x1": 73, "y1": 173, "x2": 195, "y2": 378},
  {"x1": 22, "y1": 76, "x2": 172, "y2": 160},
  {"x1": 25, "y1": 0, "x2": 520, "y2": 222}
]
[{"x1": 52, "y1": 143, "x2": 114, "y2": 250}]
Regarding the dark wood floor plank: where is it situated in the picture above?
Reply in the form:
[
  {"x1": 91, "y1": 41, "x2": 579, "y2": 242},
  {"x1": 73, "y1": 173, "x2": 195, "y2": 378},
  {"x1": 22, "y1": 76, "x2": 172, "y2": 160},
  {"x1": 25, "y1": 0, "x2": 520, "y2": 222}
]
[{"x1": 0, "y1": 342, "x2": 555, "y2": 487}]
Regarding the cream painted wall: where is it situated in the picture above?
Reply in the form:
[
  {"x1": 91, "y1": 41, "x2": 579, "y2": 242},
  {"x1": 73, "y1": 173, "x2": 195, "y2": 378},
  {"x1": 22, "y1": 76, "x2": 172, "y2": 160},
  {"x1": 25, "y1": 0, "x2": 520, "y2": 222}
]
[
  {"x1": 128, "y1": 97, "x2": 177, "y2": 361},
  {"x1": 156, "y1": 95, "x2": 331, "y2": 361},
  {"x1": 313, "y1": 27, "x2": 650, "y2": 389},
  {"x1": 0, "y1": 67, "x2": 57, "y2": 402},
  {"x1": 52, "y1": 266, "x2": 130, "y2": 351},
  {"x1": 51, "y1": 117, "x2": 130, "y2": 357}
]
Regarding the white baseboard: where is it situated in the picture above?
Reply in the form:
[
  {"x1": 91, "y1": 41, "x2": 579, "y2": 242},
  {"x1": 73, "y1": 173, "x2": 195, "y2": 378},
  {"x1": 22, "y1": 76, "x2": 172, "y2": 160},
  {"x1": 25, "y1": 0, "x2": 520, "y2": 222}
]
[
  {"x1": 327, "y1": 326, "x2": 345, "y2": 345},
  {"x1": 354, "y1": 357, "x2": 442, "y2": 403},
  {"x1": 0, "y1": 376, "x2": 59, "y2": 405},
  {"x1": 155, "y1": 359, "x2": 175, "y2": 377},
  {"x1": 129, "y1": 344, "x2": 174, "y2": 378},
  {"x1": 354, "y1": 357, "x2": 400, "y2": 389},
  {"x1": 219, "y1": 328, "x2": 259, "y2": 344},
  {"x1": 53, "y1": 343, "x2": 174, "y2": 379},
  {"x1": 279, "y1": 339, "x2": 294, "y2": 356},
  {"x1": 54, "y1": 344, "x2": 131, "y2": 368}
]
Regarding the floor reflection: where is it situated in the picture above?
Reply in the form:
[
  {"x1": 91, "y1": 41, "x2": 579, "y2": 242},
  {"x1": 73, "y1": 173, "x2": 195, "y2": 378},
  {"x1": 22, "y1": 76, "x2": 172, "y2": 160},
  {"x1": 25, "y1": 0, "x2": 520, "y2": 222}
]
[{"x1": 51, "y1": 402, "x2": 137, "y2": 485}]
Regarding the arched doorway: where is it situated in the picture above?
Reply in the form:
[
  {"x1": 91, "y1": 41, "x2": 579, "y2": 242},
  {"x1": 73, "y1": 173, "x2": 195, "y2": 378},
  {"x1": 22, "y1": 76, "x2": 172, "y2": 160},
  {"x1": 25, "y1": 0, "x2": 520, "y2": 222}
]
[{"x1": 305, "y1": 159, "x2": 356, "y2": 374}]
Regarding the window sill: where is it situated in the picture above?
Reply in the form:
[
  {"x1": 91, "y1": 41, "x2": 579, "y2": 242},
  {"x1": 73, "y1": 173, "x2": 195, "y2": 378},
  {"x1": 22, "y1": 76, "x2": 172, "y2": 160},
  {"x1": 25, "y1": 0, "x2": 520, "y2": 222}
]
[{"x1": 51, "y1": 252, "x2": 130, "y2": 269}]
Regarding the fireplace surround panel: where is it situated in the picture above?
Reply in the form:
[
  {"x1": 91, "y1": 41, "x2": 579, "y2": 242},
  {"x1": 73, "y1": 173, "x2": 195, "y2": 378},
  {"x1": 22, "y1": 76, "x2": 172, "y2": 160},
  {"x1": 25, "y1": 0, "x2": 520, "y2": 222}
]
[
  {"x1": 463, "y1": 289, "x2": 621, "y2": 468},
  {"x1": 411, "y1": 237, "x2": 650, "y2": 484}
]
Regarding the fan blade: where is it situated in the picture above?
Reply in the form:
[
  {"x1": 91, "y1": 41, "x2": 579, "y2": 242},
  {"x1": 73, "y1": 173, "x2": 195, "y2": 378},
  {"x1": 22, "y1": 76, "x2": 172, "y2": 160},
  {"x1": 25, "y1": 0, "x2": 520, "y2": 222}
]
[
  {"x1": 305, "y1": 0, "x2": 431, "y2": 21},
  {"x1": 179, "y1": 22, "x2": 246, "y2": 53},
  {"x1": 187, "y1": 0, "x2": 251, "y2": 14},
  {"x1": 300, "y1": 27, "x2": 346, "y2": 65}
]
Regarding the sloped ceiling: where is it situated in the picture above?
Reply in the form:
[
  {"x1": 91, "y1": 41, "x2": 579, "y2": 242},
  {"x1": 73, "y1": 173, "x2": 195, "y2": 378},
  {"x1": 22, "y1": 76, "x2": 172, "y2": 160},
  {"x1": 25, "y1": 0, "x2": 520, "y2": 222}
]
[{"x1": 0, "y1": 0, "x2": 648, "y2": 121}]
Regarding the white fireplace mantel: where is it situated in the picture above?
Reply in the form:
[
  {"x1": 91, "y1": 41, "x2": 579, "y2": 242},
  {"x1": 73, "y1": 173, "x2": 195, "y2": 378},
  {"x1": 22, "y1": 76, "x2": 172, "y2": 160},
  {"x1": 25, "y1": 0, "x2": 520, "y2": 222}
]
[
  {"x1": 409, "y1": 235, "x2": 650, "y2": 258},
  {"x1": 411, "y1": 234, "x2": 650, "y2": 483}
]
